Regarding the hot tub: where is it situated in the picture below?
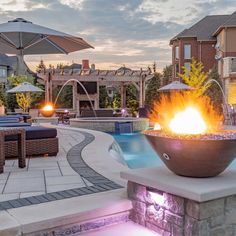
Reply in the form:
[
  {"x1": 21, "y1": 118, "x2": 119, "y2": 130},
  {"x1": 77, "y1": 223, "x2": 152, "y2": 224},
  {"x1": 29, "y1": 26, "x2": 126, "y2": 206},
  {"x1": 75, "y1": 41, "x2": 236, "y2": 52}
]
[{"x1": 69, "y1": 117, "x2": 149, "y2": 132}]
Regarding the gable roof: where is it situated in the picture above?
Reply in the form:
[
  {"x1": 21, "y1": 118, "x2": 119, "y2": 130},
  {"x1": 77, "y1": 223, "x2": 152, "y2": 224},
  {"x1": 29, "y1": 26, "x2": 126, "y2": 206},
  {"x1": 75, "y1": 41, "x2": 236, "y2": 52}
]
[
  {"x1": 170, "y1": 14, "x2": 229, "y2": 44},
  {"x1": 213, "y1": 11, "x2": 236, "y2": 36}
]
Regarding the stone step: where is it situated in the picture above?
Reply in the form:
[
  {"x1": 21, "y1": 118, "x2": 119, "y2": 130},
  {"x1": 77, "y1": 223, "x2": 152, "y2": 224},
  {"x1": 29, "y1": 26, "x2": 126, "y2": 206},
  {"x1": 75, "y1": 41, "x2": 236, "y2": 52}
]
[
  {"x1": 80, "y1": 221, "x2": 159, "y2": 236},
  {"x1": 0, "y1": 189, "x2": 132, "y2": 235}
]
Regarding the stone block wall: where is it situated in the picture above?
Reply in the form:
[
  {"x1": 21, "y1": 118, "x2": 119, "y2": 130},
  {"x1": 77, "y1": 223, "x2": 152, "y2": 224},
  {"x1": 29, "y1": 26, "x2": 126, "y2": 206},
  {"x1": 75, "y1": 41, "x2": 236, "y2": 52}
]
[{"x1": 127, "y1": 181, "x2": 236, "y2": 236}]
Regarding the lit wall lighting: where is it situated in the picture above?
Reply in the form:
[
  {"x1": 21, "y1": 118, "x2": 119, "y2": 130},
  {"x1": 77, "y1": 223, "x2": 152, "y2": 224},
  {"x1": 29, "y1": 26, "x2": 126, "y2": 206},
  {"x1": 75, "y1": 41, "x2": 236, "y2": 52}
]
[{"x1": 148, "y1": 191, "x2": 164, "y2": 206}]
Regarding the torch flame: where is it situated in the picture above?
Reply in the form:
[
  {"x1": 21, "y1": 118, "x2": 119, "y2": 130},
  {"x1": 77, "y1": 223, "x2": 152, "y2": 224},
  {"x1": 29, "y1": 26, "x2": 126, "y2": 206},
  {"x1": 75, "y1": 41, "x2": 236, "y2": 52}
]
[
  {"x1": 169, "y1": 107, "x2": 206, "y2": 134},
  {"x1": 149, "y1": 92, "x2": 222, "y2": 135}
]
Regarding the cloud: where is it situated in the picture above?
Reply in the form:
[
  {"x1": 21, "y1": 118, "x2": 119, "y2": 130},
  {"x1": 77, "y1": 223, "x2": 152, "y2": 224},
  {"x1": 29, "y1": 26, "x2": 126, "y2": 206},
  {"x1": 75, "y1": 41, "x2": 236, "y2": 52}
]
[
  {"x1": 0, "y1": 0, "x2": 47, "y2": 12},
  {"x1": 59, "y1": 0, "x2": 85, "y2": 10},
  {"x1": 0, "y1": 0, "x2": 235, "y2": 72}
]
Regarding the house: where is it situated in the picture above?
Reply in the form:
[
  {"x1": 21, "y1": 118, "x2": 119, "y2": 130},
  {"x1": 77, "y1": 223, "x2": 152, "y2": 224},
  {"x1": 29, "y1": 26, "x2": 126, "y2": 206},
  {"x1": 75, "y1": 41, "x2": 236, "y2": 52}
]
[
  {"x1": 0, "y1": 54, "x2": 34, "y2": 85},
  {"x1": 0, "y1": 54, "x2": 18, "y2": 83},
  {"x1": 170, "y1": 11, "x2": 236, "y2": 104}
]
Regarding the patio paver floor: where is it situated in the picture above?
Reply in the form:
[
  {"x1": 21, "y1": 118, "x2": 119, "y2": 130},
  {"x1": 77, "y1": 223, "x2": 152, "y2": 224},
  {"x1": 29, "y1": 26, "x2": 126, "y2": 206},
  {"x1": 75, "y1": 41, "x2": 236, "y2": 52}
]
[{"x1": 0, "y1": 127, "x2": 123, "y2": 211}]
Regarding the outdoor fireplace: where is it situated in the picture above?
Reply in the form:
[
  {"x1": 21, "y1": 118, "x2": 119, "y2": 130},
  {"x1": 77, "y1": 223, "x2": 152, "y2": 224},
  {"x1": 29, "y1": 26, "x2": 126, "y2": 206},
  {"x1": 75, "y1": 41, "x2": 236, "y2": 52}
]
[{"x1": 145, "y1": 92, "x2": 236, "y2": 177}]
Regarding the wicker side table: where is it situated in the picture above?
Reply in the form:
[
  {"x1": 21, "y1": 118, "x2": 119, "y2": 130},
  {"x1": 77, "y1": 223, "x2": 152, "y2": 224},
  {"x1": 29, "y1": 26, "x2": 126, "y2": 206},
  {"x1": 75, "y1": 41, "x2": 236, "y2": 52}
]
[{"x1": 0, "y1": 128, "x2": 26, "y2": 173}]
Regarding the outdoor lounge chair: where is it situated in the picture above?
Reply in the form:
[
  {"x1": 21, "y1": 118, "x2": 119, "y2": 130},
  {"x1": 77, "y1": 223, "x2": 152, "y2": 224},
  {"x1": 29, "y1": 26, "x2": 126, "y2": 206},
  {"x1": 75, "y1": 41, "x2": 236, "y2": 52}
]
[{"x1": 5, "y1": 126, "x2": 58, "y2": 157}]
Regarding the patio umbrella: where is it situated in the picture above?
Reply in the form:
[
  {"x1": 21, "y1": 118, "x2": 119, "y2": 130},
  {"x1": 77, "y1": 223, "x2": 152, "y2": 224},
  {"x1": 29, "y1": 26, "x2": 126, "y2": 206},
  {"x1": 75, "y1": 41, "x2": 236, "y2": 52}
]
[
  {"x1": 6, "y1": 82, "x2": 43, "y2": 93},
  {"x1": 6, "y1": 82, "x2": 44, "y2": 112},
  {"x1": 158, "y1": 81, "x2": 195, "y2": 92},
  {"x1": 0, "y1": 18, "x2": 94, "y2": 74}
]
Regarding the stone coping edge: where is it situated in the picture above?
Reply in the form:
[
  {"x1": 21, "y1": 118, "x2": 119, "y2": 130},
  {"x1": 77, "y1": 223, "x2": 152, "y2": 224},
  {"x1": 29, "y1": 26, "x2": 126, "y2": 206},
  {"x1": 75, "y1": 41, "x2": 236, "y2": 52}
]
[{"x1": 121, "y1": 166, "x2": 236, "y2": 202}]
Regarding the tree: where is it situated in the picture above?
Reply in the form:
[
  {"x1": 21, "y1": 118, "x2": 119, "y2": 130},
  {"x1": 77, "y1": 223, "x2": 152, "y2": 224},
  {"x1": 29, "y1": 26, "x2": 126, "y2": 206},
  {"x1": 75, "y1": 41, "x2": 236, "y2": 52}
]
[
  {"x1": 162, "y1": 65, "x2": 172, "y2": 86},
  {"x1": 7, "y1": 75, "x2": 42, "y2": 112},
  {"x1": 205, "y1": 66, "x2": 223, "y2": 112},
  {"x1": 0, "y1": 84, "x2": 6, "y2": 105},
  {"x1": 52, "y1": 85, "x2": 73, "y2": 108},
  {"x1": 153, "y1": 61, "x2": 157, "y2": 73},
  {"x1": 145, "y1": 72, "x2": 162, "y2": 107},
  {"x1": 126, "y1": 84, "x2": 139, "y2": 116},
  {"x1": 179, "y1": 58, "x2": 209, "y2": 97},
  {"x1": 36, "y1": 59, "x2": 46, "y2": 73},
  {"x1": 99, "y1": 86, "x2": 108, "y2": 108}
]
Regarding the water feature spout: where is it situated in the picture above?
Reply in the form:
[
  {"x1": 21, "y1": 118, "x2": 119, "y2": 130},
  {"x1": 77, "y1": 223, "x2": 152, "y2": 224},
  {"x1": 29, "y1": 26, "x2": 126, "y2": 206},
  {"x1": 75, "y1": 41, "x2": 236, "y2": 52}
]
[
  {"x1": 204, "y1": 79, "x2": 233, "y2": 125},
  {"x1": 54, "y1": 78, "x2": 97, "y2": 118}
]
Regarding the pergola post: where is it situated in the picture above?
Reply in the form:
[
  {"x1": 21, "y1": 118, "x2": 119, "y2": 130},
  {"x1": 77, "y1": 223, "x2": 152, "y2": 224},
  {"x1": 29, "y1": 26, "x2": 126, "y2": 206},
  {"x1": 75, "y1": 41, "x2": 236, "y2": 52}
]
[
  {"x1": 121, "y1": 83, "x2": 126, "y2": 108},
  {"x1": 139, "y1": 78, "x2": 144, "y2": 107},
  {"x1": 45, "y1": 73, "x2": 50, "y2": 102},
  {"x1": 49, "y1": 74, "x2": 53, "y2": 102},
  {"x1": 72, "y1": 81, "x2": 77, "y2": 111},
  {"x1": 96, "y1": 81, "x2": 100, "y2": 109}
]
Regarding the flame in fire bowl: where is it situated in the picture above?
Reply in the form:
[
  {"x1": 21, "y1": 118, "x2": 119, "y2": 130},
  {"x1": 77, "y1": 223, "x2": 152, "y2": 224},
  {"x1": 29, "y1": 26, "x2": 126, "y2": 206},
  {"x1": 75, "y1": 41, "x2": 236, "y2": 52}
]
[
  {"x1": 40, "y1": 104, "x2": 55, "y2": 117},
  {"x1": 144, "y1": 130, "x2": 236, "y2": 178}
]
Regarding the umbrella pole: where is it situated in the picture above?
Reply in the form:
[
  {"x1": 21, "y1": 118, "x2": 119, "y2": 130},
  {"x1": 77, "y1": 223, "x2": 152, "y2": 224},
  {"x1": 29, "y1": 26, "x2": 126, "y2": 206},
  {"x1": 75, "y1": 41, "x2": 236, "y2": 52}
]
[{"x1": 16, "y1": 54, "x2": 27, "y2": 75}]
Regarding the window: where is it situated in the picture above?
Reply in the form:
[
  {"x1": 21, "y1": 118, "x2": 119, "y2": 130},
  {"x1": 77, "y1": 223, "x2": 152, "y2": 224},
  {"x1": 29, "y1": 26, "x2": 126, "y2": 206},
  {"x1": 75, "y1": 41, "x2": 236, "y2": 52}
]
[
  {"x1": 184, "y1": 62, "x2": 191, "y2": 72},
  {"x1": 184, "y1": 44, "x2": 191, "y2": 59},
  {"x1": 0, "y1": 68, "x2": 7, "y2": 78},
  {"x1": 175, "y1": 63, "x2": 179, "y2": 77},
  {"x1": 175, "y1": 46, "x2": 179, "y2": 59}
]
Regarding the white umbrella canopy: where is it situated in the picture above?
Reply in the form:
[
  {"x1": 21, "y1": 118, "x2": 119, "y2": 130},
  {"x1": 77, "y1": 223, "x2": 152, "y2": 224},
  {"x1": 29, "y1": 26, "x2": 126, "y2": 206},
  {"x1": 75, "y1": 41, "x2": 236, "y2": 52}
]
[
  {"x1": 6, "y1": 82, "x2": 44, "y2": 93},
  {"x1": 158, "y1": 81, "x2": 195, "y2": 92},
  {"x1": 0, "y1": 18, "x2": 94, "y2": 55}
]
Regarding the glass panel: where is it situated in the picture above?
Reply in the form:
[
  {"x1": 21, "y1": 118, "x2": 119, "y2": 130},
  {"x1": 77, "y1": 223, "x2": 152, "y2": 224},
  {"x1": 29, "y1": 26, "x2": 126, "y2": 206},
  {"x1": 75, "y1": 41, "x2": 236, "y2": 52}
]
[
  {"x1": 228, "y1": 82, "x2": 236, "y2": 104},
  {"x1": 184, "y1": 44, "x2": 191, "y2": 59},
  {"x1": 0, "y1": 68, "x2": 7, "y2": 77},
  {"x1": 175, "y1": 46, "x2": 179, "y2": 59},
  {"x1": 184, "y1": 62, "x2": 191, "y2": 75},
  {"x1": 175, "y1": 64, "x2": 179, "y2": 77},
  {"x1": 184, "y1": 62, "x2": 191, "y2": 71}
]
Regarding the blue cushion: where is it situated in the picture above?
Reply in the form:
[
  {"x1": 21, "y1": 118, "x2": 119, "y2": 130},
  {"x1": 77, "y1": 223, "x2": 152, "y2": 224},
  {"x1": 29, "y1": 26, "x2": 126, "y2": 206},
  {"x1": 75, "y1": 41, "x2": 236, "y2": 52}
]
[
  {"x1": 0, "y1": 123, "x2": 31, "y2": 127},
  {"x1": 5, "y1": 126, "x2": 57, "y2": 141},
  {"x1": 0, "y1": 119, "x2": 20, "y2": 123}
]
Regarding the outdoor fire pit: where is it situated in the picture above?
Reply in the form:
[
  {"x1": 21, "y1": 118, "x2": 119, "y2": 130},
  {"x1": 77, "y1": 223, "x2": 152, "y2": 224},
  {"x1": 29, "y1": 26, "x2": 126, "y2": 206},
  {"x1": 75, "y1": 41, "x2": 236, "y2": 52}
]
[
  {"x1": 144, "y1": 130, "x2": 236, "y2": 177},
  {"x1": 147, "y1": 92, "x2": 236, "y2": 178},
  {"x1": 40, "y1": 103, "x2": 55, "y2": 117}
]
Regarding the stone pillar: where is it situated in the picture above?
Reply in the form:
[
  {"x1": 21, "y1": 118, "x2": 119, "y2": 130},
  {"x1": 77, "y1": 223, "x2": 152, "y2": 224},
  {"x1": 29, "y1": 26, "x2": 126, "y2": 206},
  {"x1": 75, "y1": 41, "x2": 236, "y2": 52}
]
[
  {"x1": 126, "y1": 181, "x2": 236, "y2": 236},
  {"x1": 121, "y1": 167, "x2": 236, "y2": 236}
]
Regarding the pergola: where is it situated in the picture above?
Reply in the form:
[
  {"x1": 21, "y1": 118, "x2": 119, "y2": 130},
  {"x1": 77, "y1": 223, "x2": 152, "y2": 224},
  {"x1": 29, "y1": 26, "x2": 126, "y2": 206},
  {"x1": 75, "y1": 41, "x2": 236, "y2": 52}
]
[{"x1": 37, "y1": 68, "x2": 153, "y2": 112}]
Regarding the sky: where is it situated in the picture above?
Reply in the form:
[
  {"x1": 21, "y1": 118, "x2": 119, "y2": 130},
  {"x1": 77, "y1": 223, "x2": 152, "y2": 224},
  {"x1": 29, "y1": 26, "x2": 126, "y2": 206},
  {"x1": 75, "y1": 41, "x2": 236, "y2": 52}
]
[{"x1": 0, "y1": 0, "x2": 236, "y2": 72}]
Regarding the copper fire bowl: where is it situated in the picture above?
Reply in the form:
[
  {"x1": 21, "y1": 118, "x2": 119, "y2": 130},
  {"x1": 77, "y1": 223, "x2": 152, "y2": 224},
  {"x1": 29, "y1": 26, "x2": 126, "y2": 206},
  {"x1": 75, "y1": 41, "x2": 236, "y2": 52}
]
[
  {"x1": 40, "y1": 108, "x2": 55, "y2": 117},
  {"x1": 40, "y1": 109, "x2": 55, "y2": 117},
  {"x1": 144, "y1": 130, "x2": 236, "y2": 178}
]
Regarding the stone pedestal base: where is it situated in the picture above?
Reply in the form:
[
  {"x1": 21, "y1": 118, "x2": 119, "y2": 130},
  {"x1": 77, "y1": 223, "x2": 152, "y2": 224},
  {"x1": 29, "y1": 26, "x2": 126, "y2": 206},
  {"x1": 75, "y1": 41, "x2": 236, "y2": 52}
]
[
  {"x1": 121, "y1": 167, "x2": 236, "y2": 236},
  {"x1": 34, "y1": 117, "x2": 59, "y2": 125}
]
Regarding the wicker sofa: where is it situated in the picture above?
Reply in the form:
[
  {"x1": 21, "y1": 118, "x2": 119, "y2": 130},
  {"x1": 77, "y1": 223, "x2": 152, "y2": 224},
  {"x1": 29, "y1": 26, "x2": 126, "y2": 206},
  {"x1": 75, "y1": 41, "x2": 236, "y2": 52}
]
[{"x1": 4, "y1": 126, "x2": 59, "y2": 158}]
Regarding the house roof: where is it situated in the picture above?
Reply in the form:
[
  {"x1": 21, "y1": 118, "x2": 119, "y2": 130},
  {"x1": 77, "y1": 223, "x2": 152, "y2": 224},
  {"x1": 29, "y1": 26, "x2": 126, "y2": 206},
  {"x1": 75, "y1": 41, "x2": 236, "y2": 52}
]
[
  {"x1": 0, "y1": 54, "x2": 17, "y2": 68},
  {"x1": 213, "y1": 11, "x2": 236, "y2": 36},
  {"x1": 170, "y1": 14, "x2": 230, "y2": 44}
]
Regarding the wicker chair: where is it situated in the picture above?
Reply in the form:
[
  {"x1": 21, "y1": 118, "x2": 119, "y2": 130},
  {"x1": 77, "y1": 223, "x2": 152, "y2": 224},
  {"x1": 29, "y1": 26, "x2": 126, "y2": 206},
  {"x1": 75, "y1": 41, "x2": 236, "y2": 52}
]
[{"x1": 5, "y1": 126, "x2": 59, "y2": 158}]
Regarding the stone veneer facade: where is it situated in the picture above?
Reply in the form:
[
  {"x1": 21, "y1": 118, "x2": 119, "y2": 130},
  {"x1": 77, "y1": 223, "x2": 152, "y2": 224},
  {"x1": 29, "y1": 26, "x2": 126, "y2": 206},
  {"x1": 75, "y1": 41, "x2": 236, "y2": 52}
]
[{"x1": 127, "y1": 181, "x2": 236, "y2": 236}]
